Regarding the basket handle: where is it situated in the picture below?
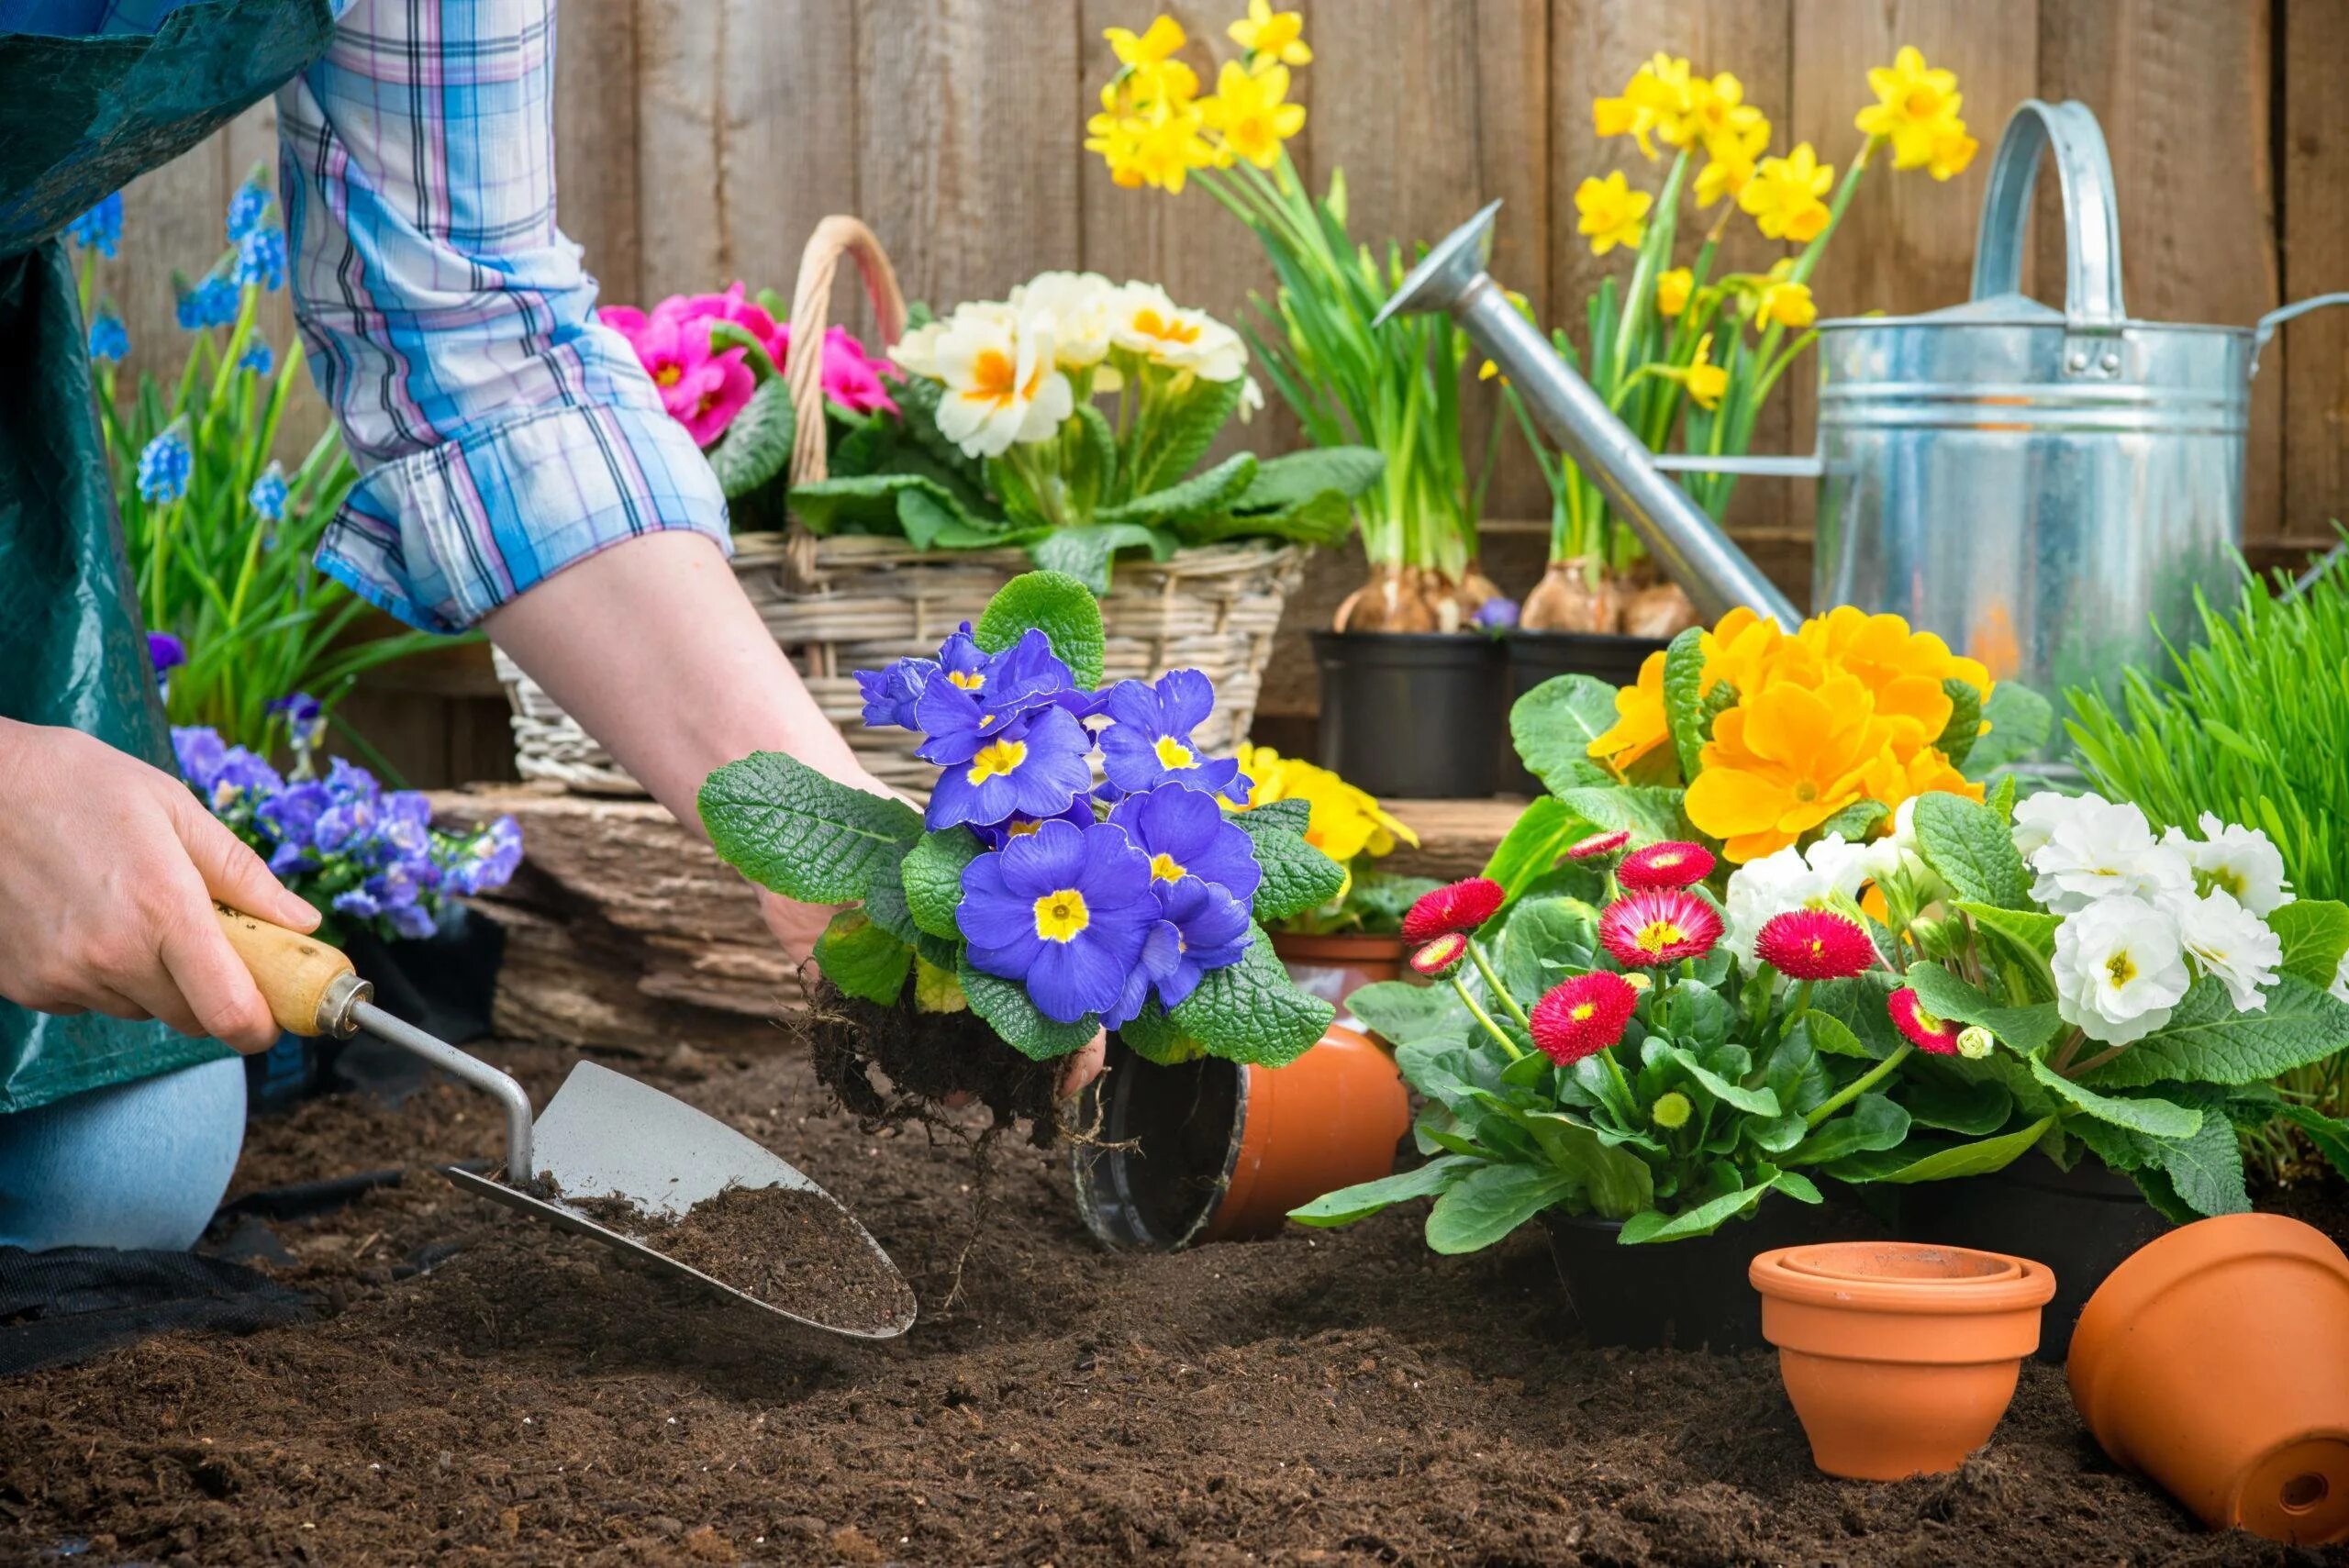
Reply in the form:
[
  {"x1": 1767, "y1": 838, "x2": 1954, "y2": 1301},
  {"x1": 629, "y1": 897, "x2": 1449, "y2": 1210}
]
[{"x1": 783, "y1": 216, "x2": 908, "y2": 488}]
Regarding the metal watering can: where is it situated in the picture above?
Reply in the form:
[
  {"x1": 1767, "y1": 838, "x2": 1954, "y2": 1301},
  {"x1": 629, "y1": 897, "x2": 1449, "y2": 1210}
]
[{"x1": 1381, "y1": 99, "x2": 2349, "y2": 698}]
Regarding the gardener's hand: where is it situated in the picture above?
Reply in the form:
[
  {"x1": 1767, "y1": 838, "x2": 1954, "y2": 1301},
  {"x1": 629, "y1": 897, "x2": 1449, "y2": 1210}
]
[{"x1": 0, "y1": 718, "x2": 318, "y2": 1053}]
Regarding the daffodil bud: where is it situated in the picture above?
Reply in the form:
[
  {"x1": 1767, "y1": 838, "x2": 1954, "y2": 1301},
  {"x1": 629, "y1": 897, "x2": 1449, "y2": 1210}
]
[
  {"x1": 1956, "y1": 1025, "x2": 1996, "y2": 1061},
  {"x1": 1652, "y1": 1091, "x2": 1693, "y2": 1129}
]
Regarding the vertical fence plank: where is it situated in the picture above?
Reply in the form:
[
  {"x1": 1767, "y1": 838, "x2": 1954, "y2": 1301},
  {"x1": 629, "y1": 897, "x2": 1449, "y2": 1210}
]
[
  {"x1": 718, "y1": 0, "x2": 862, "y2": 317},
  {"x1": 632, "y1": 0, "x2": 726, "y2": 302},
  {"x1": 556, "y1": 0, "x2": 643, "y2": 309},
  {"x1": 2040, "y1": 0, "x2": 2280, "y2": 545},
  {"x1": 2282, "y1": 0, "x2": 2349, "y2": 544}
]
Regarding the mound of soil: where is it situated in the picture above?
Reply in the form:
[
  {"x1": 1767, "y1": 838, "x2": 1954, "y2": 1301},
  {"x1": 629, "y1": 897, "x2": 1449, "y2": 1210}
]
[
  {"x1": 4, "y1": 1036, "x2": 2343, "y2": 1566},
  {"x1": 566, "y1": 1185, "x2": 915, "y2": 1335},
  {"x1": 806, "y1": 977, "x2": 1063, "y2": 1144}
]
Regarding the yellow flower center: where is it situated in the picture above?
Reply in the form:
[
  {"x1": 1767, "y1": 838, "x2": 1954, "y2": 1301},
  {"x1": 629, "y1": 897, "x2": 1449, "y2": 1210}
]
[
  {"x1": 1915, "y1": 1005, "x2": 1946, "y2": 1032},
  {"x1": 1149, "y1": 852, "x2": 1187, "y2": 884},
  {"x1": 965, "y1": 738, "x2": 1028, "y2": 786},
  {"x1": 1792, "y1": 780, "x2": 1819, "y2": 803},
  {"x1": 1570, "y1": 1002, "x2": 1596, "y2": 1023},
  {"x1": 1636, "y1": 919, "x2": 1687, "y2": 955},
  {"x1": 1004, "y1": 817, "x2": 1045, "y2": 839},
  {"x1": 1130, "y1": 306, "x2": 1202, "y2": 347},
  {"x1": 963, "y1": 348, "x2": 1045, "y2": 409},
  {"x1": 1905, "y1": 87, "x2": 1943, "y2": 119},
  {"x1": 1154, "y1": 736, "x2": 1197, "y2": 770},
  {"x1": 2105, "y1": 951, "x2": 2138, "y2": 989},
  {"x1": 654, "y1": 364, "x2": 683, "y2": 387},
  {"x1": 1033, "y1": 888, "x2": 1091, "y2": 943},
  {"x1": 2213, "y1": 867, "x2": 2246, "y2": 898},
  {"x1": 948, "y1": 670, "x2": 985, "y2": 691}
]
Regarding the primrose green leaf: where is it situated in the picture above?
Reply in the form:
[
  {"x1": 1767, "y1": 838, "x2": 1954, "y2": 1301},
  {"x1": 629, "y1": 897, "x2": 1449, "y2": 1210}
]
[
  {"x1": 813, "y1": 909, "x2": 912, "y2": 1006},
  {"x1": 2080, "y1": 973, "x2": 2349, "y2": 1088},
  {"x1": 1510, "y1": 675, "x2": 1620, "y2": 796},
  {"x1": 1786, "y1": 1092, "x2": 1909, "y2": 1166},
  {"x1": 1903, "y1": 962, "x2": 2062, "y2": 1054},
  {"x1": 1813, "y1": 800, "x2": 1889, "y2": 843},
  {"x1": 704, "y1": 375, "x2": 796, "y2": 499},
  {"x1": 2269, "y1": 899, "x2": 2349, "y2": 986},
  {"x1": 1097, "y1": 451, "x2": 1258, "y2": 528},
  {"x1": 1558, "y1": 785, "x2": 1691, "y2": 846},
  {"x1": 1288, "y1": 1156, "x2": 1475, "y2": 1228},
  {"x1": 1424, "y1": 1163, "x2": 1577, "y2": 1253},
  {"x1": 1619, "y1": 1171, "x2": 1819, "y2": 1244},
  {"x1": 1168, "y1": 925, "x2": 1335, "y2": 1066},
  {"x1": 1174, "y1": 489, "x2": 1356, "y2": 550},
  {"x1": 1913, "y1": 792, "x2": 2032, "y2": 909},
  {"x1": 2026, "y1": 1053, "x2": 2201, "y2": 1138},
  {"x1": 1959, "y1": 901, "x2": 2060, "y2": 970},
  {"x1": 1120, "y1": 373, "x2": 1244, "y2": 498},
  {"x1": 1241, "y1": 797, "x2": 1313, "y2": 836},
  {"x1": 1935, "y1": 678, "x2": 1984, "y2": 769},
  {"x1": 2153, "y1": 1110, "x2": 2252, "y2": 1216},
  {"x1": 1661, "y1": 626, "x2": 1707, "y2": 780},
  {"x1": 901, "y1": 828, "x2": 985, "y2": 940},
  {"x1": 699, "y1": 751, "x2": 923, "y2": 904},
  {"x1": 955, "y1": 956, "x2": 1097, "y2": 1061},
  {"x1": 1229, "y1": 446, "x2": 1384, "y2": 511},
  {"x1": 788, "y1": 472, "x2": 971, "y2": 536},
  {"x1": 1480, "y1": 796, "x2": 1584, "y2": 903},
  {"x1": 1230, "y1": 809, "x2": 1348, "y2": 922},
  {"x1": 2277, "y1": 1103, "x2": 2349, "y2": 1183},
  {"x1": 973, "y1": 570, "x2": 1106, "y2": 690},
  {"x1": 912, "y1": 955, "x2": 966, "y2": 1014},
  {"x1": 1028, "y1": 523, "x2": 1175, "y2": 595},
  {"x1": 862, "y1": 851, "x2": 919, "y2": 944},
  {"x1": 1661, "y1": 1044, "x2": 1779, "y2": 1117},
  {"x1": 1968, "y1": 682, "x2": 2054, "y2": 773}
]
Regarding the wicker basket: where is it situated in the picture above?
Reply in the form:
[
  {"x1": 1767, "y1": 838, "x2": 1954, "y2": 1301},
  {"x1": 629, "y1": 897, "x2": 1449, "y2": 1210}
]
[{"x1": 498, "y1": 216, "x2": 1310, "y2": 795}]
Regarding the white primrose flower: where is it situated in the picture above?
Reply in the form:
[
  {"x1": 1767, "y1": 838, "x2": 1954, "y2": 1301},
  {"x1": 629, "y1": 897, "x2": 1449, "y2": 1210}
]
[
  {"x1": 2162, "y1": 812, "x2": 2294, "y2": 917},
  {"x1": 1109, "y1": 283, "x2": 1249, "y2": 382},
  {"x1": 887, "y1": 317, "x2": 949, "y2": 380},
  {"x1": 930, "y1": 304, "x2": 1074, "y2": 459},
  {"x1": 2165, "y1": 887, "x2": 2282, "y2": 1012},
  {"x1": 2332, "y1": 949, "x2": 2349, "y2": 1006},
  {"x1": 2053, "y1": 895, "x2": 2192, "y2": 1046},
  {"x1": 1008, "y1": 270, "x2": 1120, "y2": 373},
  {"x1": 2010, "y1": 787, "x2": 2111, "y2": 859},
  {"x1": 1723, "y1": 837, "x2": 1874, "y2": 966},
  {"x1": 2027, "y1": 795, "x2": 2193, "y2": 915}
]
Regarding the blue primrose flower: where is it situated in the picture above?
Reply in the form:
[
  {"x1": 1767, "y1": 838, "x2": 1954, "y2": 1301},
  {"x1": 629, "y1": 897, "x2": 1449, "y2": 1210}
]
[
  {"x1": 1097, "y1": 669, "x2": 1243, "y2": 798},
  {"x1": 66, "y1": 193, "x2": 123, "y2": 257},
  {"x1": 1147, "y1": 873, "x2": 1253, "y2": 1012},
  {"x1": 918, "y1": 696, "x2": 1093, "y2": 832},
  {"x1": 88, "y1": 309, "x2": 129, "y2": 364},
  {"x1": 979, "y1": 797, "x2": 1096, "y2": 849},
  {"x1": 859, "y1": 626, "x2": 1091, "y2": 734},
  {"x1": 137, "y1": 425, "x2": 193, "y2": 504},
  {"x1": 1107, "y1": 784, "x2": 1263, "y2": 905},
  {"x1": 956, "y1": 818, "x2": 1168, "y2": 1025}
]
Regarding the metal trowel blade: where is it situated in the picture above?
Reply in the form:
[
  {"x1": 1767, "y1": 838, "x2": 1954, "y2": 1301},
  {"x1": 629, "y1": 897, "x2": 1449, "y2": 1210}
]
[{"x1": 445, "y1": 1061, "x2": 916, "y2": 1339}]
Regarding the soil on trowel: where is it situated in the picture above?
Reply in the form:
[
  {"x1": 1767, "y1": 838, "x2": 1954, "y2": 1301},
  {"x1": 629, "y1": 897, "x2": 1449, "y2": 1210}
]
[
  {"x1": 565, "y1": 1184, "x2": 914, "y2": 1334},
  {"x1": 6, "y1": 1037, "x2": 2348, "y2": 1565},
  {"x1": 804, "y1": 974, "x2": 1063, "y2": 1144}
]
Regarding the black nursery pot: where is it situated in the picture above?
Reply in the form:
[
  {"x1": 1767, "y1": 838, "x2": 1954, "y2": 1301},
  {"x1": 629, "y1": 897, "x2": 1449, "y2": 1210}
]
[
  {"x1": 1311, "y1": 630, "x2": 1506, "y2": 799},
  {"x1": 1499, "y1": 632, "x2": 1669, "y2": 795},
  {"x1": 1544, "y1": 1184, "x2": 1894, "y2": 1352},
  {"x1": 1898, "y1": 1155, "x2": 2171, "y2": 1362}
]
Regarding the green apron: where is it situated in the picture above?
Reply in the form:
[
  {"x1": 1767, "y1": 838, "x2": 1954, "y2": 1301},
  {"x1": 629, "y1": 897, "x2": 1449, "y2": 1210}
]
[{"x1": 0, "y1": 0, "x2": 336, "y2": 1113}]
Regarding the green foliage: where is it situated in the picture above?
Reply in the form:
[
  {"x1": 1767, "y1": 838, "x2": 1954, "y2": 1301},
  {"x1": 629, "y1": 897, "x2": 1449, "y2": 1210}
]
[
  {"x1": 1558, "y1": 785, "x2": 1691, "y2": 846},
  {"x1": 1030, "y1": 523, "x2": 1176, "y2": 595},
  {"x1": 1228, "y1": 809, "x2": 1348, "y2": 923},
  {"x1": 1288, "y1": 1156, "x2": 1473, "y2": 1228},
  {"x1": 1661, "y1": 627, "x2": 1709, "y2": 780},
  {"x1": 1095, "y1": 451, "x2": 1258, "y2": 528},
  {"x1": 1912, "y1": 793, "x2": 2033, "y2": 909},
  {"x1": 813, "y1": 910, "x2": 913, "y2": 1006},
  {"x1": 956, "y1": 955, "x2": 1098, "y2": 1061},
  {"x1": 2079, "y1": 974, "x2": 2349, "y2": 1089},
  {"x1": 699, "y1": 751, "x2": 923, "y2": 904},
  {"x1": 1479, "y1": 797, "x2": 1585, "y2": 904},
  {"x1": 1969, "y1": 679, "x2": 2054, "y2": 774},
  {"x1": 1165, "y1": 927, "x2": 1336, "y2": 1067},
  {"x1": 900, "y1": 828, "x2": 985, "y2": 940},
  {"x1": 1509, "y1": 675, "x2": 1619, "y2": 795},
  {"x1": 972, "y1": 570, "x2": 1107, "y2": 689},
  {"x1": 705, "y1": 376, "x2": 796, "y2": 498}
]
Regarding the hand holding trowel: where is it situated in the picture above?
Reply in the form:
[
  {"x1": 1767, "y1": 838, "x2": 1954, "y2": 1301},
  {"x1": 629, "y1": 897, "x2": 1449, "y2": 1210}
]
[{"x1": 213, "y1": 906, "x2": 916, "y2": 1340}]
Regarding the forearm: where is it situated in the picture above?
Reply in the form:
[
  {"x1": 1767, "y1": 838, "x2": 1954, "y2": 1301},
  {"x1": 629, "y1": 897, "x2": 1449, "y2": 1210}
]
[{"x1": 482, "y1": 531, "x2": 885, "y2": 833}]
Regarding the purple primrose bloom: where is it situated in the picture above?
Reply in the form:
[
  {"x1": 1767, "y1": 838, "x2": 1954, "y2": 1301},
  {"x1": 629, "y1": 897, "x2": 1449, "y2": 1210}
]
[
  {"x1": 1097, "y1": 669, "x2": 1241, "y2": 797},
  {"x1": 1107, "y1": 784, "x2": 1263, "y2": 905},
  {"x1": 955, "y1": 818, "x2": 1164, "y2": 1024},
  {"x1": 918, "y1": 698, "x2": 1093, "y2": 832}
]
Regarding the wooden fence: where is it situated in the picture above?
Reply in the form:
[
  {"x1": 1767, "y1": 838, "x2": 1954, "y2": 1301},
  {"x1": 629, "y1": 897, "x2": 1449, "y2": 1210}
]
[{"x1": 100, "y1": 0, "x2": 2346, "y2": 779}]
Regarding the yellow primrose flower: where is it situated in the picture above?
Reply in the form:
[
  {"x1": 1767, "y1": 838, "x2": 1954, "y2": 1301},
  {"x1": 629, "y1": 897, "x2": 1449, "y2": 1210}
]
[
  {"x1": 1740, "y1": 142, "x2": 1834, "y2": 242},
  {"x1": 1228, "y1": 0, "x2": 1310, "y2": 70},
  {"x1": 1202, "y1": 58, "x2": 1306, "y2": 168},
  {"x1": 1656, "y1": 266, "x2": 1694, "y2": 318},
  {"x1": 1855, "y1": 46, "x2": 1965, "y2": 171},
  {"x1": 1587, "y1": 651, "x2": 1672, "y2": 773},
  {"x1": 1753, "y1": 258, "x2": 1816, "y2": 328},
  {"x1": 1655, "y1": 332, "x2": 1729, "y2": 411},
  {"x1": 1796, "y1": 605, "x2": 1991, "y2": 760},
  {"x1": 1107, "y1": 15, "x2": 1188, "y2": 71},
  {"x1": 1694, "y1": 117, "x2": 1769, "y2": 208},
  {"x1": 1575, "y1": 170, "x2": 1653, "y2": 257},
  {"x1": 1684, "y1": 673, "x2": 1900, "y2": 861},
  {"x1": 1231, "y1": 745, "x2": 1417, "y2": 864}
]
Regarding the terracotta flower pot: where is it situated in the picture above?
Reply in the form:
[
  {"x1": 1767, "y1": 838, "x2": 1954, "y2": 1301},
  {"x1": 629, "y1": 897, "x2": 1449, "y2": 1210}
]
[
  {"x1": 1269, "y1": 930, "x2": 1411, "y2": 1019},
  {"x1": 2068, "y1": 1214, "x2": 2349, "y2": 1545},
  {"x1": 1071, "y1": 1026, "x2": 1411, "y2": 1250},
  {"x1": 1751, "y1": 1240, "x2": 2056, "y2": 1480}
]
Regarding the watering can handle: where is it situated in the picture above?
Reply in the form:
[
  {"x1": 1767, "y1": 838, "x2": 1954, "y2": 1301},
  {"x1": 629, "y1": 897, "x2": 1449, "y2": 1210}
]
[{"x1": 1971, "y1": 99, "x2": 2127, "y2": 333}]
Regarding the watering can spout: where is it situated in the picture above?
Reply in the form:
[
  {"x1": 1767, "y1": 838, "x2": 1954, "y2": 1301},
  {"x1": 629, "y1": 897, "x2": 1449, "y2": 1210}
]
[{"x1": 1381, "y1": 203, "x2": 1803, "y2": 628}]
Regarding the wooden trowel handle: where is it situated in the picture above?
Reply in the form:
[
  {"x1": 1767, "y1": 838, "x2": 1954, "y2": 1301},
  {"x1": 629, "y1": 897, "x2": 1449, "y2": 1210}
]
[{"x1": 213, "y1": 905, "x2": 371, "y2": 1039}]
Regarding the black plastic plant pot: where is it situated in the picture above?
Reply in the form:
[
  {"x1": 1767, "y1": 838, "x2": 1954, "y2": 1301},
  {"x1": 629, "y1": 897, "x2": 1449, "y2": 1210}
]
[
  {"x1": 1499, "y1": 631, "x2": 1669, "y2": 795},
  {"x1": 1310, "y1": 630, "x2": 1506, "y2": 799},
  {"x1": 342, "y1": 905, "x2": 507, "y2": 1048},
  {"x1": 1898, "y1": 1155, "x2": 2171, "y2": 1362},
  {"x1": 1544, "y1": 1184, "x2": 1895, "y2": 1351}
]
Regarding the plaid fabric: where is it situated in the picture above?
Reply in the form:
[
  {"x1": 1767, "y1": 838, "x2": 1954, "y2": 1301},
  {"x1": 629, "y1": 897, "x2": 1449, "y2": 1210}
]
[{"x1": 4, "y1": 0, "x2": 729, "y2": 633}]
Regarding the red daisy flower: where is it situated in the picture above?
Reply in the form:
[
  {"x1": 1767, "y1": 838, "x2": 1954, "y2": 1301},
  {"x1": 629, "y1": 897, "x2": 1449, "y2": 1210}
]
[
  {"x1": 1598, "y1": 889, "x2": 1723, "y2": 967},
  {"x1": 1409, "y1": 932, "x2": 1470, "y2": 978},
  {"x1": 1401, "y1": 876, "x2": 1506, "y2": 942},
  {"x1": 1618, "y1": 840, "x2": 1718, "y2": 892},
  {"x1": 1755, "y1": 909, "x2": 1877, "y2": 981},
  {"x1": 1565, "y1": 828, "x2": 1631, "y2": 861},
  {"x1": 1887, "y1": 987, "x2": 1964, "y2": 1055},
  {"x1": 1530, "y1": 973, "x2": 1641, "y2": 1066}
]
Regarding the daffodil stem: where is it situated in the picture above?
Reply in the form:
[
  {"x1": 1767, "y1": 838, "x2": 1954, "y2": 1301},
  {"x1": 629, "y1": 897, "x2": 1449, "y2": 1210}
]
[
  {"x1": 1449, "y1": 973, "x2": 1524, "y2": 1062},
  {"x1": 1805, "y1": 1042, "x2": 1911, "y2": 1129},
  {"x1": 1465, "y1": 938, "x2": 1530, "y2": 1031}
]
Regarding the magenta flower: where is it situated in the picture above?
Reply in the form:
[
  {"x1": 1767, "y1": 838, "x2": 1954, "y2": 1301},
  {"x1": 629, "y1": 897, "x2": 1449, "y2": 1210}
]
[
  {"x1": 821, "y1": 325, "x2": 900, "y2": 415},
  {"x1": 632, "y1": 313, "x2": 754, "y2": 446},
  {"x1": 660, "y1": 282, "x2": 786, "y2": 362}
]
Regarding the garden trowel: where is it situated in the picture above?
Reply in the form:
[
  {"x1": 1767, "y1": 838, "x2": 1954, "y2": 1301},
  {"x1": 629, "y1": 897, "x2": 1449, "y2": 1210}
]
[{"x1": 214, "y1": 906, "x2": 916, "y2": 1340}]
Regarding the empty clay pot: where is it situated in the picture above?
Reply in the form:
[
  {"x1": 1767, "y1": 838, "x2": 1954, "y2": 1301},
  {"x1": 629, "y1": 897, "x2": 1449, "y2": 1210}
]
[
  {"x1": 2069, "y1": 1213, "x2": 2349, "y2": 1545},
  {"x1": 1752, "y1": 1240, "x2": 2056, "y2": 1480}
]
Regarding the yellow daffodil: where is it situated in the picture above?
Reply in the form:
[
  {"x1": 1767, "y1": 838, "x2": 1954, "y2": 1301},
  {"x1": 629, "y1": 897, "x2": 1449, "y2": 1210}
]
[
  {"x1": 1855, "y1": 46, "x2": 1965, "y2": 172},
  {"x1": 1695, "y1": 117, "x2": 1770, "y2": 208},
  {"x1": 1228, "y1": 0, "x2": 1310, "y2": 70},
  {"x1": 1201, "y1": 58, "x2": 1306, "y2": 168},
  {"x1": 1685, "y1": 673, "x2": 1899, "y2": 861},
  {"x1": 1690, "y1": 71, "x2": 1765, "y2": 150},
  {"x1": 1587, "y1": 651, "x2": 1672, "y2": 773},
  {"x1": 1107, "y1": 15, "x2": 1187, "y2": 71},
  {"x1": 1655, "y1": 332, "x2": 1729, "y2": 411},
  {"x1": 1656, "y1": 266, "x2": 1694, "y2": 318},
  {"x1": 1593, "y1": 91, "x2": 1657, "y2": 160},
  {"x1": 1928, "y1": 121, "x2": 1980, "y2": 181},
  {"x1": 1575, "y1": 170, "x2": 1653, "y2": 257},
  {"x1": 1739, "y1": 142, "x2": 1834, "y2": 242},
  {"x1": 1752, "y1": 258, "x2": 1816, "y2": 328},
  {"x1": 1625, "y1": 53, "x2": 1707, "y2": 151}
]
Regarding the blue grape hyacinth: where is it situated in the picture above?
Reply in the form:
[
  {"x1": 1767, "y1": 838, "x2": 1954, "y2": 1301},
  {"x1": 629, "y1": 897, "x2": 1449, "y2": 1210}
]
[
  {"x1": 249, "y1": 462, "x2": 288, "y2": 525},
  {"x1": 66, "y1": 192, "x2": 123, "y2": 257},
  {"x1": 137, "y1": 424, "x2": 193, "y2": 504},
  {"x1": 234, "y1": 226, "x2": 286, "y2": 292},
  {"x1": 87, "y1": 307, "x2": 129, "y2": 364}
]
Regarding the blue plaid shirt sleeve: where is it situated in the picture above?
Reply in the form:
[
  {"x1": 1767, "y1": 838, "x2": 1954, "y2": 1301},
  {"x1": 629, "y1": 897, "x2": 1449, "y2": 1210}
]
[{"x1": 275, "y1": 0, "x2": 729, "y2": 634}]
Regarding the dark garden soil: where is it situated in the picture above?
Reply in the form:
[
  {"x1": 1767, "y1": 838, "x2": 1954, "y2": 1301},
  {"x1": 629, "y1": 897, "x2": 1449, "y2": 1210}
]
[
  {"x1": 806, "y1": 978, "x2": 1063, "y2": 1146},
  {"x1": 4, "y1": 1036, "x2": 2345, "y2": 1567}
]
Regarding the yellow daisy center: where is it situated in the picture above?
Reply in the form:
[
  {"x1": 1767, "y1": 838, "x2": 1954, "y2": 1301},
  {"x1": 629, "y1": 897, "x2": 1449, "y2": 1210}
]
[
  {"x1": 1149, "y1": 852, "x2": 1187, "y2": 884},
  {"x1": 1570, "y1": 1002, "x2": 1596, "y2": 1023},
  {"x1": 1636, "y1": 919, "x2": 1687, "y2": 955},
  {"x1": 1034, "y1": 889, "x2": 1091, "y2": 943},
  {"x1": 1154, "y1": 736, "x2": 1197, "y2": 770},
  {"x1": 948, "y1": 670, "x2": 985, "y2": 691},
  {"x1": 965, "y1": 738, "x2": 1028, "y2": 786}
]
